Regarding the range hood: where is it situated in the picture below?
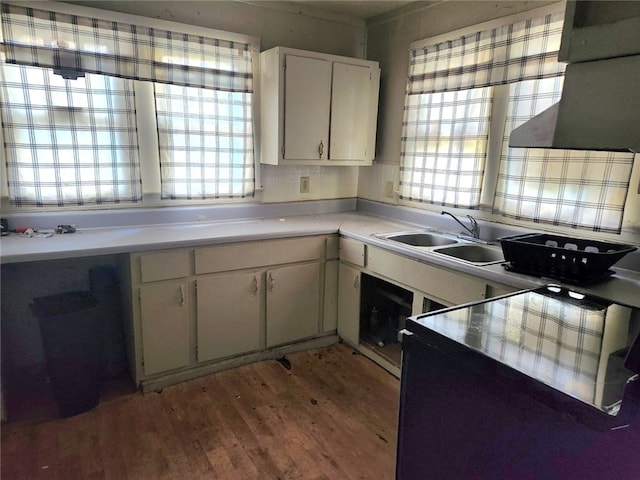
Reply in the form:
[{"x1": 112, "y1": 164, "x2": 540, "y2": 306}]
[
  {"x1": 509, "y1": 54, "x2": 640, "y2": 153},
  {"x1": 510, "y1": 1, "x2": 640, "y2": 153}
]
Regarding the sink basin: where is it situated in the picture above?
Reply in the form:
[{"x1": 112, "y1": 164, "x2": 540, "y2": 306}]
[
  {"x1": 433, "y1": 244, "x2": 505, "y2": 265},
  {"x1": 382, "y1": 232, "x2": 459, "y2": 247}
]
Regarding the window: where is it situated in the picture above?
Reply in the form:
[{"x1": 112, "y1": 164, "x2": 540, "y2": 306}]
[
  {"x1": 401, "y1": 86, "x2": 492, "y2": 208},
  {"x1": 1, "y1": 64, "x2": 141, "y2": 206},
  {"x1": 400, "y1": 6, "x2": 635, "y2": 234},
  {"x1": 493, "y1": 77, "x2": 635, "y2": 232},
  {"x1": 156, "y1": 84, "x2": 255, "y2": 199},
  {"x1": 0, "y1": 2, "x2": 257, "y2": 208}
]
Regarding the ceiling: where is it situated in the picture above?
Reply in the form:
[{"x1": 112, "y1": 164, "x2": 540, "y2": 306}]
[{"x1": 290, "y1": 1, "x2": 416, "y2": 19}]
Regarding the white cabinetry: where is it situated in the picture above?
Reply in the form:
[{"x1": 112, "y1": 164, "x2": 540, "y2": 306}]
[
  {"x1": 128, "y1": 236, "x2": 335, "y2": 391},
  {"x1": 337, "y1": 263, "x2": 361, "y2": 347},
  {"x1": 137, "y1": 249, "x2": 192, "y2": 377},
  {"x1": 337, "y1": 237, "x2": 517, "y2": 376},
  {"x1": 196, "y1": 272, "x2": 261, "y2": 363},
  {"x1": 266, "y1": 263, "x2": 321, "y2": 347},
  {"x1": 140, "y1": 281, "x2": 191, "y2": 376},
  {"x1": 260, "y1": 46, "x2": 380, "y2": 166}
]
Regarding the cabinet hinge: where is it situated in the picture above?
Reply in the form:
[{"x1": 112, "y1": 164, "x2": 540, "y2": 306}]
[
  {"x1": 369, "y1": 71, "x2": 372, "y2": 81},
  {"x1": 283, "y1": 58, "x2": 286, "y2": 71},
  {"x1": 137, "y1": 290, "x2": 141, "y2": 302},
  {"x1": 282, "y1": 145, "x2": 285, "y2": 158}
]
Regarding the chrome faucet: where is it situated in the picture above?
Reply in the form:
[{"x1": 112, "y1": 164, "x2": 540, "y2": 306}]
[{"x1": 441, "y1": 211, "x2": 480, "y2": 239}]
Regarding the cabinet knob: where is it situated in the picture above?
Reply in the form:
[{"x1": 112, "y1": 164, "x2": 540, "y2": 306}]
[
  {"x1": 318, "y1": 140, "x2": 324, "y2": 158},
  {"x1": 268, "y1": 272, "x2": 275, "y2": 291},
  {"x1": 353, "y1": 275, "x2": 359, "y2": 289},
  {"x1": 179, "y1": 285, "x2": 185, "y2": 307},
  {"x1": 251, "y1": 276, "x2": 258, "y2": 295}
]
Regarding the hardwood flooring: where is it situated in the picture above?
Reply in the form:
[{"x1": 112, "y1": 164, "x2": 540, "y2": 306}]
[{"x1": 1, "y1": 343, "x2": 400, "y2": 479}]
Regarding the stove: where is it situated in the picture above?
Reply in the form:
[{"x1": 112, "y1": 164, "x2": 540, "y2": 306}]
[{"x1": 396, "y1": 285, "x2": 640, "y2": 479}]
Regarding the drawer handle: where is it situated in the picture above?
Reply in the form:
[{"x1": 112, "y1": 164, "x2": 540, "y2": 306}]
[
  {"x1": 318, "y1": 140, "x2": 324, "y2": 158},
  {"x1": 251, "y1": 276, "x2": 258, "y2": 295},
  {"x1": 179, "y1": 285, "x2": 185, "y2": 307},
  {"x1": 353, "y1": 275, "x2": 359, "y2": 289},
  {"x1": 268, "y1": 272, "x2": 275, "y2": 292}
]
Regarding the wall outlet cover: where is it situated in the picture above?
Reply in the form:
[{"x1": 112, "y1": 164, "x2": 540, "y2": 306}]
[
  {"x1": 385, "y1": 181, "x2": 395, "y2": 198},
  {"x1": 300, "y1": 176, "x2": 310, "y2": 194}
]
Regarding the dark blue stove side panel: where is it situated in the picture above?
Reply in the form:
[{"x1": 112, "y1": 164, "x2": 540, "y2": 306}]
[{"x1": 396, "y1": 333, "x2": 640, "y2": 480}]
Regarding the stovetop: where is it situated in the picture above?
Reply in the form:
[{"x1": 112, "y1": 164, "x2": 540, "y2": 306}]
[{"x1": 408, "y1": 285, "x2": 640, "y2": 417}]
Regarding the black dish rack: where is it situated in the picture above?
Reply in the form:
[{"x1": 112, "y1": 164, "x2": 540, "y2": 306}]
[{"x1": 499, "y1": 233, "x2": 637, "y2": 285}]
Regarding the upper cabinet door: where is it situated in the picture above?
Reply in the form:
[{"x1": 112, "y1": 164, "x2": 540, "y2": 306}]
[
  {"x1": 330, "y1": 62, "x2": 371, "y2": 161},
  {"x1": 284, "y1": 55, "x2": 332, "y2": 160}
]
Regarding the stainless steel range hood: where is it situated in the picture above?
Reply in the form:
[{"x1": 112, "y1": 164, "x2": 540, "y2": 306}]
[
  {"x1": 509, "y1": 1, "x2": 640, "y2": 153},
  {"x1": 509, "y1": 54, "x2": 640, "y2": 153}
]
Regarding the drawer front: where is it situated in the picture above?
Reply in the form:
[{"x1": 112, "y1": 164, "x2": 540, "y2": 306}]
[
  {"x1": 195, "y1": 236, "x2": 325, "y2": 274},
  {"x1": 367, "y1": 246, "x2": 486, "y2": 306},
  {"x1": 140, "y1": 249, "x2": 191, "y2": 283},
  {"x1": 339, "y1": 237, "x2": 366, "y2": 267}
]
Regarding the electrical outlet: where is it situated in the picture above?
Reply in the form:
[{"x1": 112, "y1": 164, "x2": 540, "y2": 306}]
[
  {"x1": 385, "y1": 181, "x2": 395, "y2": 198},
  {"x1": 300, "y1": 176, "x2": 310, "y2": 194}
]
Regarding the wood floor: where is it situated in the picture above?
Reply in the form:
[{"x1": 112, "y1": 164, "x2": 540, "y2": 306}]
[{"x1": 1, "y1": 343, "x2": 400, "y2": 480}]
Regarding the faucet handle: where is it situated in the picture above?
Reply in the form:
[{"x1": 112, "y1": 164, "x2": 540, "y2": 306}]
[{"x1": 466, "y1": 215, "x2": 480, "y2": 239}]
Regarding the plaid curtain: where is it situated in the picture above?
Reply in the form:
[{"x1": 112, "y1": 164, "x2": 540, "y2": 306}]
[
  {"x1": 400, "y1": 87, "x2": 491, "y2": 207},
  {"x1": 493, "y1": 77, "x2": 635, "y2": 233},
  {"x1": 156, "y1": 84, "x2": 255, "y2": 199},
  {"x1": 0, "y1": 64, "x2": 141, "y2": 206},
  {"x1": 0, "y1": 3, "x2": 253, "y2": 92},
  {"x1": 407, "y1": 13, "x2": 565, "y2": 95},
  {"x1": 400, "y1": 12, "x2": 566, "y2": 209},
  {"x1": 1, "y1": 3, "x2": 257, "y2": 205}
]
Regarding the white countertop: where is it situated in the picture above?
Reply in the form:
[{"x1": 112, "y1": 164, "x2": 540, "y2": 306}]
[{"x1": 2, "y1": 211, "x2": 639, "y2": 307}]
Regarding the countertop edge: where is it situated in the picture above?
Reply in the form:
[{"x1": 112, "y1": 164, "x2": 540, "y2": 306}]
[{"x1": 1, "y1": 212, "x2": 638, "y2": 307}]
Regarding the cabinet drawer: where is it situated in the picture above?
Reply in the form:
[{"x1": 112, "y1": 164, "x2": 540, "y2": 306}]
[
  {"x1": 140, "y1": 249, "x2": 191, "y2": 283},
  {"x1": 367, "y1": 247, "x2": 486, "y2": 306},
  {"x1": 195, "y1": 236, "x2": 325, "y2": 274},
  {"x1": 340, "y1": 237, "x2": 366, "y2": 267}
]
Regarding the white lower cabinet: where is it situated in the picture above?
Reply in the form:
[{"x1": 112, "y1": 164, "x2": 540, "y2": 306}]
[
  {"x1": 196, "y1": 272, "x2": 261, "y2": 363},
  {"x1": 139, "y1": 281, "x2": 191, "y2": 376},
  {"x1": 128, "y1": 236, "x2": 333, "y2": 390},
  {"x1": 337, "y1": 263, "x2": 361, "y2": 346},
  {"x1": 266, "y1": 262, "x2": 321, "y2": 347}
]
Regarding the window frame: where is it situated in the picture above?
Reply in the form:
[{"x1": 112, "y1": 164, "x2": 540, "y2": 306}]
[{"x1": 0, "y1": 0, "x2": 262, "y2": 212}]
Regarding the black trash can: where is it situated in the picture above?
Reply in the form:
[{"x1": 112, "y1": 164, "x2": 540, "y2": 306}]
[
  {"x1": 32, "y1": 291, "x2": 102, "y2": 418},
  {"x1": 89, "y1": 266, "x2": 127, "y2": 379}
]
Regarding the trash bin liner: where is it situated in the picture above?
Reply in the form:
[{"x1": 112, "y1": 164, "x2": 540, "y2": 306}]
[{"x1": 32, "y1": 291, "x2": 102, "y2": 418}]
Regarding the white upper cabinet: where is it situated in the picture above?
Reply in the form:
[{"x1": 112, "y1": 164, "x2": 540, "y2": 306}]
[{"x1": 260, "y1": 46, "x2": 380, "y2": 166}]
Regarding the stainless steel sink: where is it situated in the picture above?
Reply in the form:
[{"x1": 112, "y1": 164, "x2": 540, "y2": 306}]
[
  {"x1": 378, "y1": 231, "x2": 459, "y2": 247},
  {"x1": 433, "y1": 244, "x2": 505, "y2": 265}
]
